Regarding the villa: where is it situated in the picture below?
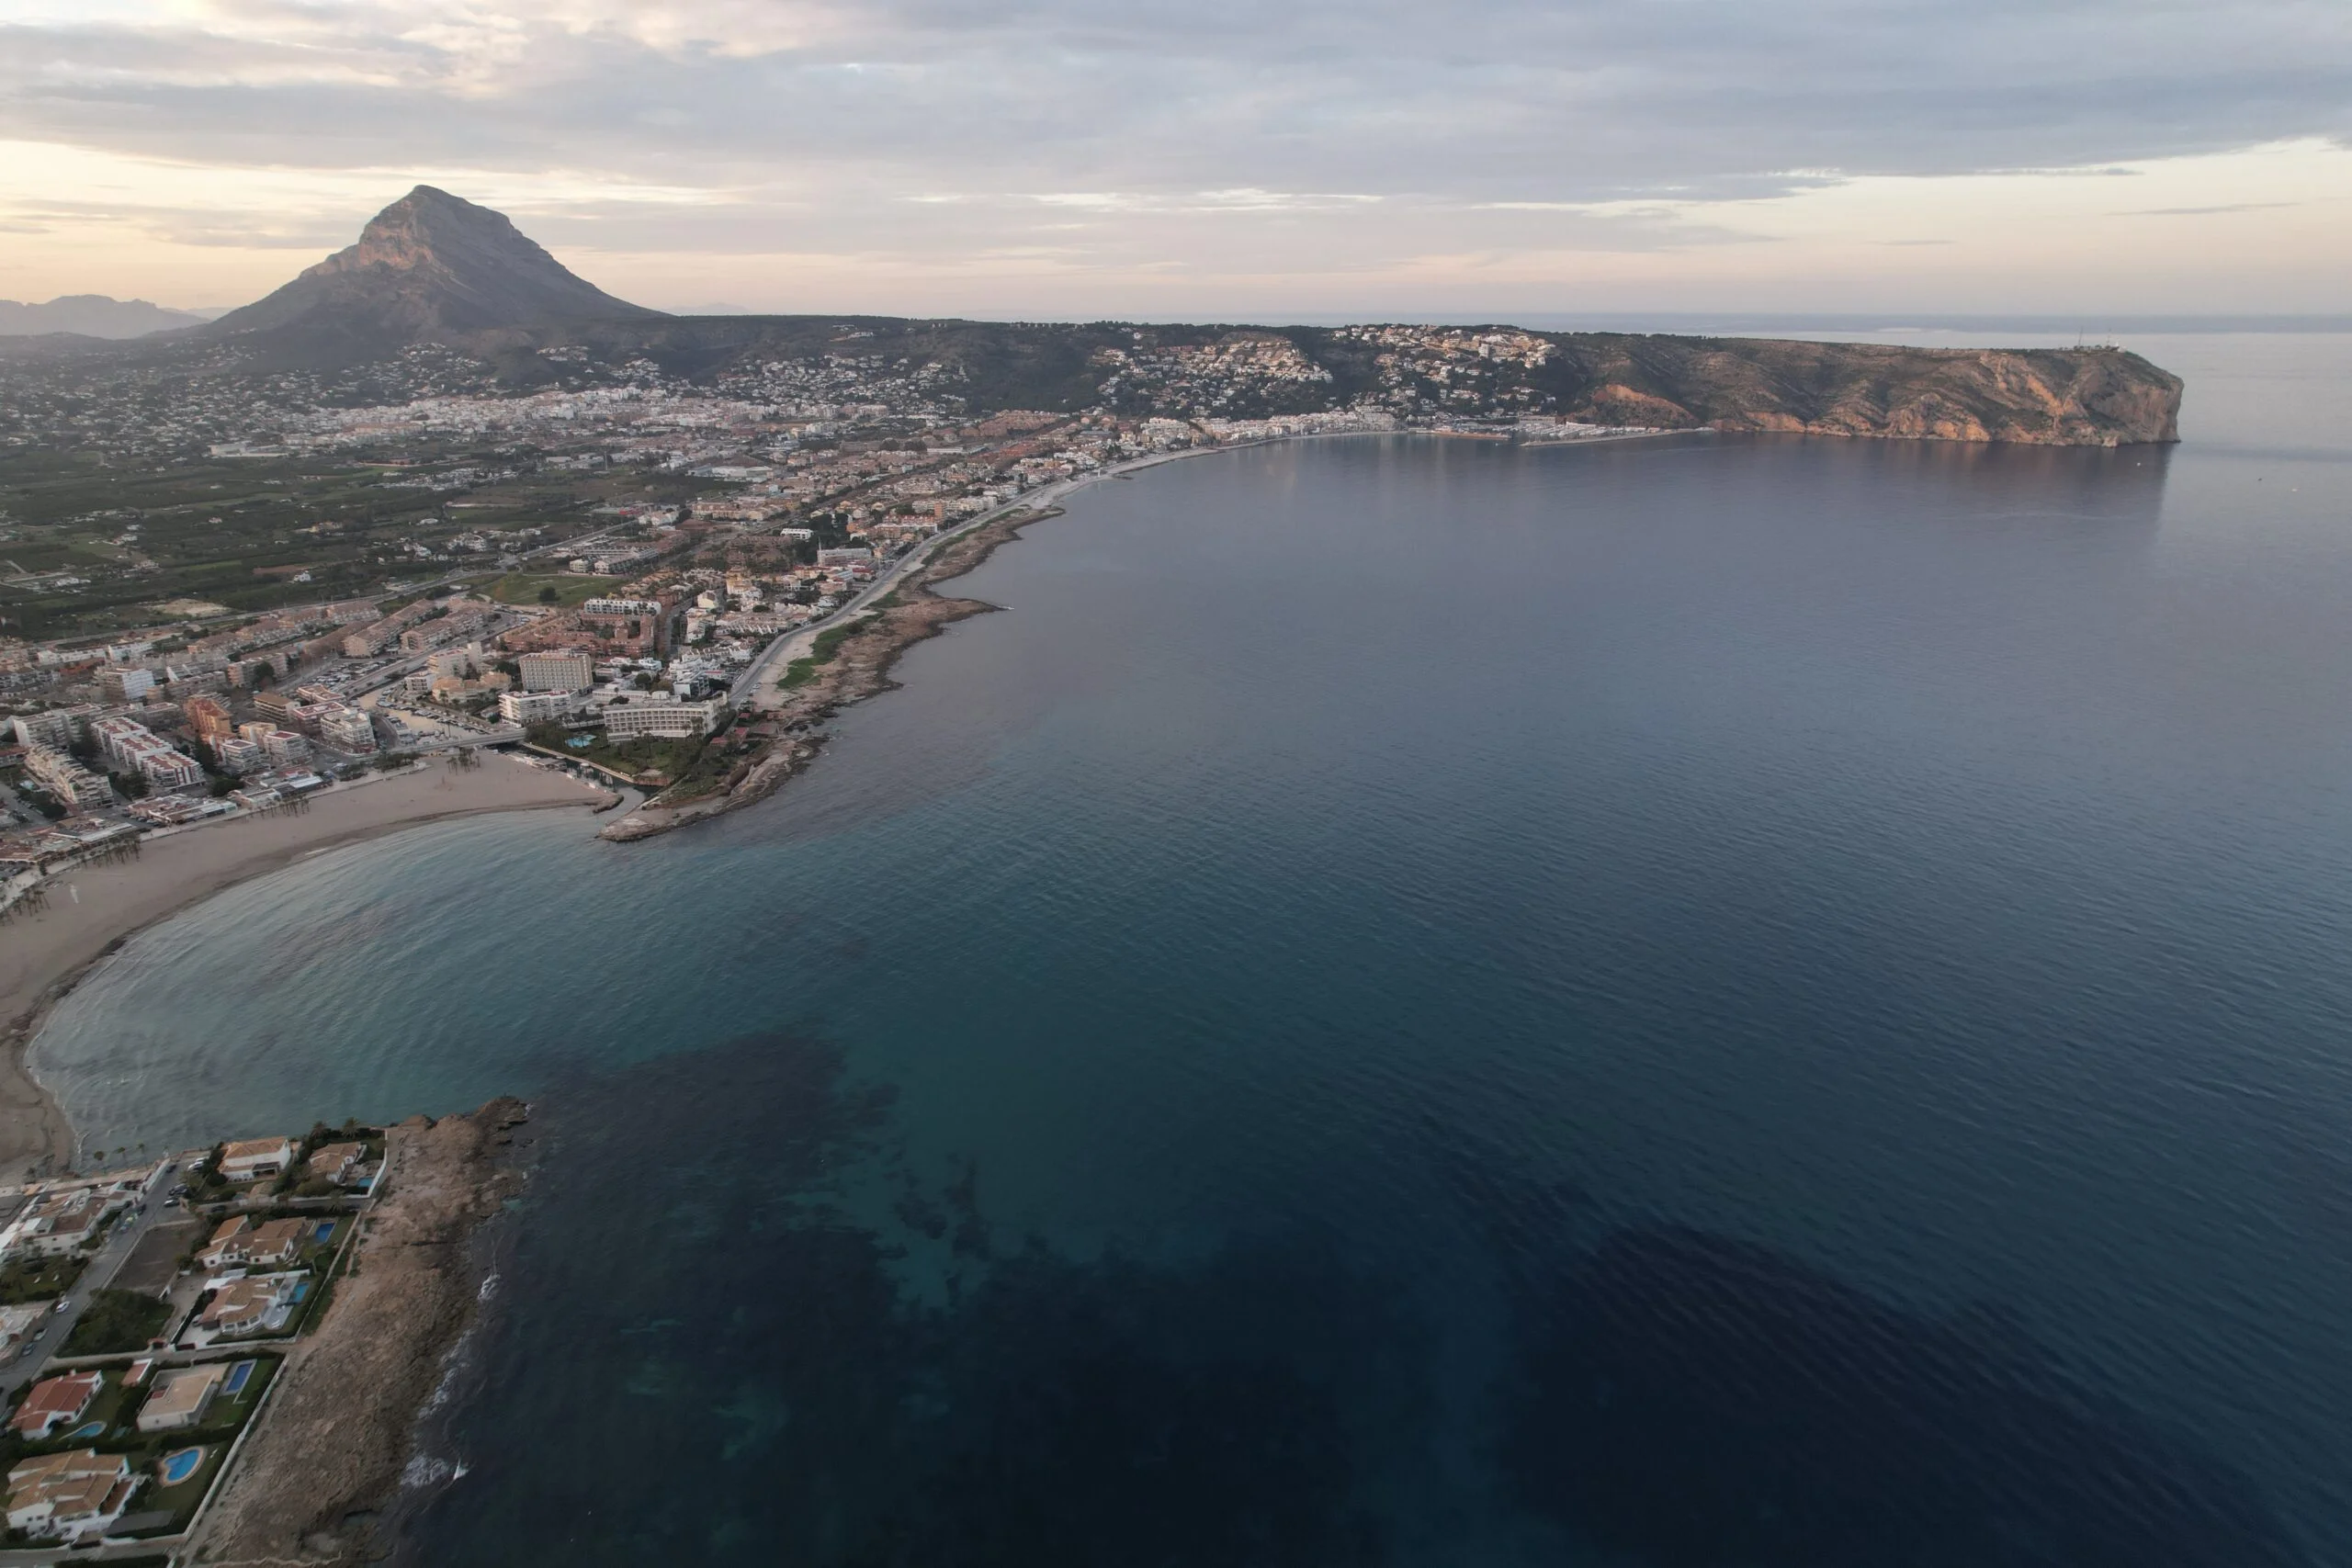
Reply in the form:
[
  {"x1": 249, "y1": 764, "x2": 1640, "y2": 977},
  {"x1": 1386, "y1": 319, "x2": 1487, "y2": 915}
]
[
  {"x1": 304, "y1": 1141, "x2": 368, "y2": 1184},
  {"x1": 11, "y1": 1371, "x2": 102, "y2": 1440},
  {"x1": 136, "y1": 1364, "x2": 226, "y2": 1433},
  {"x1": 195, "y1": 1275, "x2": 301, "y2": 1341},
  {"x1": 218, "y1": 1137, "x2": 298, "y2": 1182},
  {"x1": 4, "y1": 1450, "x2": 135, "y2": 1541},
  {"x1": 198, "y1": 1215, "x2": 307, "y2": 1275},
  {"x1": 0, "y1": 1185, "x2": 130, "y2": 1262}
]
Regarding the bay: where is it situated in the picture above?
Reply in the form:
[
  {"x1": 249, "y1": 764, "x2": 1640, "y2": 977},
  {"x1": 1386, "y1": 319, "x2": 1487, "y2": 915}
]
[{"x1": 29, "y1": 333, "x2": 2352, "y2": 1564}]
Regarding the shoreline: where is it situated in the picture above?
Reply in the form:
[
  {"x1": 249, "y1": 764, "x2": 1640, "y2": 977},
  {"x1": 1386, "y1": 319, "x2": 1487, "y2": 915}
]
[
  {"x1": 602, "y1": 428, "x2": 1583, "y2": 841},
  {"x1": 600, "y1": 496, "x2": 1067, "y2": 840},
  {"x1": 184, "y1": 1097, "x2": 533, "y2": 1566},
  {"x1": 0, "y1": 756, "x2": 614, "y2": 1178}
]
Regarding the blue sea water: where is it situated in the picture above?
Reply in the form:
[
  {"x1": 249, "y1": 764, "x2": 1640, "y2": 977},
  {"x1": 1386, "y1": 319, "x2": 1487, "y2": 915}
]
[{"x1": 29, "y1": 333, "x2": 2352, "y2": 1564}]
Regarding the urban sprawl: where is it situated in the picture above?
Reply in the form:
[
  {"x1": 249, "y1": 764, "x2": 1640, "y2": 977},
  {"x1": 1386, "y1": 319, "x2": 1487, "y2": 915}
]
[{"x1": 0, "y1": 325, "x2": 1654, "y2": 885}]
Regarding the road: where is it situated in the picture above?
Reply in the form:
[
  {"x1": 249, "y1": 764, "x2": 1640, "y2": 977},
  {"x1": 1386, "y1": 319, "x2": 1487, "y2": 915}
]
[
  {"x1": 729, "y1": 462, "x2": 1138, "y2": 705},
  {"x1": 0, "y1": 1157, "x2": 182, "y2": 1401}
]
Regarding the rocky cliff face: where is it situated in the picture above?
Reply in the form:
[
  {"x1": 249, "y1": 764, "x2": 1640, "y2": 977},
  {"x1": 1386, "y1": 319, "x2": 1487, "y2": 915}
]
[
  {"x1": 199, "y1": 185, "x2": 658, "y2": 364},
  {"x1": 1551, "y1": 335, "x2": 2181, "y2": 446}
]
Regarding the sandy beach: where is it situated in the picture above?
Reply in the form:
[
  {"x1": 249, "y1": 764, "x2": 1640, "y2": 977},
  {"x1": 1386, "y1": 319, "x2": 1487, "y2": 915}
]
[{"x1": 0, "y1": 756, "x2": 611, "y2": 1179}]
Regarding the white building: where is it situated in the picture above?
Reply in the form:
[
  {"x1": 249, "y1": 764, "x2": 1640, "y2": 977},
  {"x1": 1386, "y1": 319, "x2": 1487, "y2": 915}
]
[
  {"x1": 517, "y1": 650, "x2": 594, "y2": 693},
  {"x1": 316, "y1": 707, "x2": 378, "y2": 755},
  {"x1": 498, "y1": 690, "x2": 579, "y2": 725},
  {"x1": 9, "y1": 708, "x2": 95, "y2": 750},
  {"x1": 5, "y1": 1450, "x2": 135, "y2": 1541},
  {"x1": 601, "y1": 696, "x2": 729, "y2": 739},
  {"x1": 135, "y1": 1365, "x2": 225, "y2": 1432},
  {"x1": 97, "y1": 666, "x2": 156, "y2": 703},
  {"x1": 215, "y1": 736, "x2": 266, "y2": 774},
  {"x1": 0, "y1": 1186, "x2": 130, "y2": 1263},
  {"x1": 20, "y1": 745, "x2": 112, "y2": 813},
  {"x1": 218, "y1": 1135, "x2": 296, "y2": 1181},
  {"x1": 90, "y1": 716, "x2": 203, "y2": 789},
  {"x1": 238, "y1": 724, "x2": 309, "y2": 767}
]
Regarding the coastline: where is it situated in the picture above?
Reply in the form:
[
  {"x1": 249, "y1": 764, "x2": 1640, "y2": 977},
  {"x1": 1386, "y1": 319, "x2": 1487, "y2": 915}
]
[
  {"x1": 184, "y1": 1097, "x2": 533, "y2": 1566},
  {"x1": 601, "y1": 498, "x2": 1067, "y2": 840},
  {"x1": 0, "y1": 756, "x2": 613, "y2": 1179},
  {"x1": 600, "y1": 432, "x2": 1497, "y2": 841}
]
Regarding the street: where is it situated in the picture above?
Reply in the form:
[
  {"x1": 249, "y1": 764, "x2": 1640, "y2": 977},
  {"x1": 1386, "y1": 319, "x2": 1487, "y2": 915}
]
[{"x1": 0, "y1": 1157, "x2": 184, "y2": 1402}]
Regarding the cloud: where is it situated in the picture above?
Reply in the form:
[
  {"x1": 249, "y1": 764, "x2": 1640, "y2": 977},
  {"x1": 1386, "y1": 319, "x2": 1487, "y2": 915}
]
[
  {"x1": 2124, "y1": 201, "x2": 2301, "y2": 215},
  {"x1": 0, "y1": 0, "x2": 2344, "y2": 311}
]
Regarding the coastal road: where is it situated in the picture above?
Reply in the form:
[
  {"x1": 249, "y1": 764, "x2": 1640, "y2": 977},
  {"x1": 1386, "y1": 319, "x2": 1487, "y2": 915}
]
[
  {"x1": 729, "y1": 451, "x2": 1207, "y2": 705},
  {"x1": 0, "y1": 1157, "x2": 179, "y2": 1401}
]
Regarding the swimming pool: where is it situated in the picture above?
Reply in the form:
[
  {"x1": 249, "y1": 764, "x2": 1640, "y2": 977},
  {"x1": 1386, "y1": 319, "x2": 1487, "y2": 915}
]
[
  {"x1": 65, "y1": 1421, "x2": 105, "y2": 1439},
  {"x1": 221, "y1": 1360, "x2": 254, "y2": 1395},
  {"x1": 158, "y1": 1448, "x2": 202, "y2": 1485},
  {"x1": 312, "y1": 1221, "x2": 336, "y2": 1244}
]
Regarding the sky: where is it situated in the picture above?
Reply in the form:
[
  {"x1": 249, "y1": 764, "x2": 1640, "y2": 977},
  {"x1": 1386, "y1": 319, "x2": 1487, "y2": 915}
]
[{"x1": 0, "y1": 0, "x2": 2345, "y2": 320}]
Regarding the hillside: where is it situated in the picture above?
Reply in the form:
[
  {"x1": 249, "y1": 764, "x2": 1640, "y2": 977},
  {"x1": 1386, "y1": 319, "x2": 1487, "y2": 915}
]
[{"x1": 0, "y1": 295, "x2": 214, "y2": 339}]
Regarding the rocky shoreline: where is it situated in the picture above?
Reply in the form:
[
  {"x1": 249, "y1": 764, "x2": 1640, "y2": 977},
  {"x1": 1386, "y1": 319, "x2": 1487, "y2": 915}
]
[
  {"x1": 184, "y1": 1099, "x2": 533, "y2": 1566},
  {"x1": 600, "y1": 502, "x2": 1061, "y2": 841}
]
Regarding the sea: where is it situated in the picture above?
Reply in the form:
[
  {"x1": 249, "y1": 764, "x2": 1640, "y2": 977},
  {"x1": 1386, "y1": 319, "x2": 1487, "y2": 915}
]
[{"x1": 28, "y1": 330, "x2": 2352, "y2": 1565}]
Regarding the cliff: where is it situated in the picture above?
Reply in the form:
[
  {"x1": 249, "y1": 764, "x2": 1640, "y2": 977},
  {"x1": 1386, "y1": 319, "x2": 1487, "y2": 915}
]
[{"x1": 1543, "y1": 334, "x2": 2181, "y2": 446}]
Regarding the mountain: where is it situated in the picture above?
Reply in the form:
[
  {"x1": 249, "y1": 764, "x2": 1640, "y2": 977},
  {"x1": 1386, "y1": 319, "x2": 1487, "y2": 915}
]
[
  {"x1": 14, "y1": 187, "x2": 2177, "y2": 446},
  {"x1": 0, "y1": 295, "x2": 216, "y2": 339},
  {"x1": 198, "y1": 185, "x2": 660, "y2": 365}
]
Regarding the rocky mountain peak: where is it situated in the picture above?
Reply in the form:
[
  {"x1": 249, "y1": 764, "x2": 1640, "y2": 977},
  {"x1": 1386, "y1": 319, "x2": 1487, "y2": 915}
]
[{"x1": 198, "y1": 186, "x2": 660, "y2": 366}]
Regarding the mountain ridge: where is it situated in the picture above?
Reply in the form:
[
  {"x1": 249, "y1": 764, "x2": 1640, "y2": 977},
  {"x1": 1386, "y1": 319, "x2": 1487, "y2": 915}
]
[{"x1": 0, "y1": 295, "x2": 218, "y2": 339}]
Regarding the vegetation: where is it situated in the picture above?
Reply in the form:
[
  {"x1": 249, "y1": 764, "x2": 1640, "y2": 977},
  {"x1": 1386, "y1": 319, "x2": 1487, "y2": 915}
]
[
  {"x1": 484, "y1": 571, "x2": 620, "y2": 608},
  {"x1": 60, "y1": 1289, "x2": 170, "y2": 1356},
  {"x1": 0, "y1": 1253, "x2": 87, "y2": 1305},
  {"x1": 779, "y1": 622, "x2": 859, "y2": 691}
]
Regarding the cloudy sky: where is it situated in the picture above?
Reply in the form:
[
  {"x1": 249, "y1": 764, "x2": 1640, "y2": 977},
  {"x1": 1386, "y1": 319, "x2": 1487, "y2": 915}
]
[{"x1": 0, "y1": 0, "x2": 2345, "y2": 318}]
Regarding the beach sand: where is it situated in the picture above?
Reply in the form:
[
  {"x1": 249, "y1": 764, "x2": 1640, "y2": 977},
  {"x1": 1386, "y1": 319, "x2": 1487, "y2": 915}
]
[{"x1": 0, "y1": 756, "x2": 611, "y2": 1178}]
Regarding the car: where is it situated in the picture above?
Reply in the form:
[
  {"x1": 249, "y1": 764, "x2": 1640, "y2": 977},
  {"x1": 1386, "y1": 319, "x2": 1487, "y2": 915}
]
[{"x1": 51, "y1": 1299, "x2": 70, "y2": 1314}]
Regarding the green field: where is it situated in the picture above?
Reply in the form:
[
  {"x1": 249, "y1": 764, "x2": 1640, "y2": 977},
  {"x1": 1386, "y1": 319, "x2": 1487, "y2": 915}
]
[
  {"x1": 61, "y1": 1290, "x2": 171, "y2": 1356},
  {"x1": 485, "y1": 571, "x2": 623, "y2": 607}
]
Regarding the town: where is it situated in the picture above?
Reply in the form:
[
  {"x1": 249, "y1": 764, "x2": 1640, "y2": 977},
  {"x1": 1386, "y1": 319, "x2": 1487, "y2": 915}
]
[
  {"x1": 1, "y1": 327, "x2": 1657, "y2": 881},
  {"x1": 0, "y1": 1124, "x2": 378, "y2": 1551}
]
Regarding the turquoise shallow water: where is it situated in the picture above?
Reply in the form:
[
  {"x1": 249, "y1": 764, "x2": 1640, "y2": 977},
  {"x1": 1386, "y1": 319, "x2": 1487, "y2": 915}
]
[{"x1": 29, "y1": 334, "x2": 2352, "y2": 1564}]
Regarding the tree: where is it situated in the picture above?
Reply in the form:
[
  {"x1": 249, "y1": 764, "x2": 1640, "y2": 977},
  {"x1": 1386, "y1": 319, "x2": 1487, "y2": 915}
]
[{"x1": 537, "y1": 584, "x2": 560, "y2": 604}]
